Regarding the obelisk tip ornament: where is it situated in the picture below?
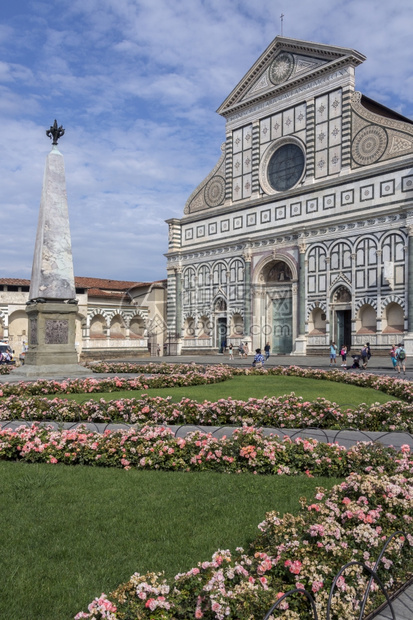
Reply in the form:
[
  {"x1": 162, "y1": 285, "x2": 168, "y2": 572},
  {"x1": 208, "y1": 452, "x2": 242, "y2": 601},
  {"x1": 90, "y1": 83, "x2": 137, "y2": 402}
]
[{"x1": 46, "y1": 119, "x2": 65, "y2": 145}]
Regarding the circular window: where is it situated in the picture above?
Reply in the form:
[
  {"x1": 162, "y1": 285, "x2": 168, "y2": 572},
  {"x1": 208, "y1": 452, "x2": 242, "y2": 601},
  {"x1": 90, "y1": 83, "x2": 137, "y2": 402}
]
[{"x1": 267, "y1": 143, "x2": 305, "y2": 192}]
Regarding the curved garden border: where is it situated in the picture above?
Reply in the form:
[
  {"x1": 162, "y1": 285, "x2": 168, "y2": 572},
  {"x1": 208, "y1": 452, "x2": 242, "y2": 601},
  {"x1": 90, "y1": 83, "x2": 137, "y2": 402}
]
[{"x1": 1, "y1": 365, "x2": 413, "y2": 433}]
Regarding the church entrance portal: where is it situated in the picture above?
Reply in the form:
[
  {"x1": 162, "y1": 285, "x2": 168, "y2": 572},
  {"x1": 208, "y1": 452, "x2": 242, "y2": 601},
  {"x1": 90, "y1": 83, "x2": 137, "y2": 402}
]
[
  {"x1": 272, "y1": 290, "x2": 293, "y2": 354},
  {"x1": 336, "y1": 310, "x2": 351, "y2": 350},
  {"x1": 332, "y1": 286, "x2": 352, "y2": 349},
  {"x1": 260, "y1": 259, "x2": 294, "y2": 355},
  {"x1": 216, "y1": 317, "x2": 227, "y2": 352}
]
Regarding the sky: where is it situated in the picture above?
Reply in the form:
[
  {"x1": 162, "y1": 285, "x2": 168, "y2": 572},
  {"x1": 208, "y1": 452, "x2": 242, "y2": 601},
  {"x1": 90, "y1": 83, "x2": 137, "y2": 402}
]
[{"x1": 0, "y1": 0, "x2": 413, "y2": 283}]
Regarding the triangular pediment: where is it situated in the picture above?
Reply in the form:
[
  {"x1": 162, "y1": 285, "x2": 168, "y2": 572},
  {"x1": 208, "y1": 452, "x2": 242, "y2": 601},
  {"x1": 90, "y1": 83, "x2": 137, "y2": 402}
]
[{"x1": 217, "y1": 36, "x2": 365, "y2": 117}]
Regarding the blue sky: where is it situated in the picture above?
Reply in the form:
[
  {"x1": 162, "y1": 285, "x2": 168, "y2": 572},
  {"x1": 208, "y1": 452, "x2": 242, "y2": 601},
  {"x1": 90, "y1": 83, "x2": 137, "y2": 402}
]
[{"x1": 1, "y1": 0, "x2": 412, "y2": 282}]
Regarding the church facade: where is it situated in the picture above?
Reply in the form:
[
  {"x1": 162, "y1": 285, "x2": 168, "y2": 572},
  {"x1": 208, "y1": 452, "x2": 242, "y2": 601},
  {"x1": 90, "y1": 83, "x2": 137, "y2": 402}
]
[{"x1": 166, "y1": 36, "x2": 413, "y2": 356}]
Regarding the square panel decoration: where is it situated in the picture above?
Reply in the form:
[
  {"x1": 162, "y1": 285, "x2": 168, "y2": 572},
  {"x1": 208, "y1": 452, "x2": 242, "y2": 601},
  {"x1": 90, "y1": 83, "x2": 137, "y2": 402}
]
[
  {"x1": 220, "y1": 219, "x2": 230, "y2": 233},
  {"x1": 360, "y1": 185, "x2": 374, "y2": 201},
  {"x1": 306, "y1": 198, "x2": 318, "y2": 214},
  {"x1": 323, "y1": 194, "x2": 335, "y2": 210},
  {"x1": 380, "y1": 180, "x2": 395, "y2": 197},
  {"x1": 196, "y1": 225, "x2": 205, "y2": 238},
  {"x1": 260, "y1": 209, "x2": 271, "y2": 224},
  {"x1": 290, "y1": 202, "x2": 302, "y2": 217},
  {"x1": 247, "y1": 213, "x2": 256, "y2": 227},
  {"x1": 208, "y1": 222, "x2": 217, "y2": 235},
  {"x1": 233, "y1": 216, "x2": 243, "y2": 230},
  {"x1": 341, "y1": 189, "x2": 354, "y2": 206},
  {"x1": 185, "y1": 228, "x2": 193, "y2": 241},
  {"x1": 402, "y1": 175, "x2": 413, "y2": 192},
  {"x1": 275, "y1": 206, "x2": 286, "y2": 220}
]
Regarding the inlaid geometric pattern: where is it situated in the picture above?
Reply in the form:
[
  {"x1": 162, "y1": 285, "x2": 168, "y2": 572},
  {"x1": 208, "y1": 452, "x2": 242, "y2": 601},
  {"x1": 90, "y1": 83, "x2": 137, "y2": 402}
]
[{"x1": 353, "y1": 125, "x2": 388, "y2": 165}]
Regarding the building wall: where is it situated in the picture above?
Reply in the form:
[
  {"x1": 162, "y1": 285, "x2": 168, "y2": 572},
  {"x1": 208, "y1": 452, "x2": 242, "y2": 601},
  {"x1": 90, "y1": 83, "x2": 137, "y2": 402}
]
[
  {"x1": 166, "y1": 37, "x2": 413, "y2": 356},
  {"x1": 0, "y1": 282, "x2": 167, "y2": 360}
]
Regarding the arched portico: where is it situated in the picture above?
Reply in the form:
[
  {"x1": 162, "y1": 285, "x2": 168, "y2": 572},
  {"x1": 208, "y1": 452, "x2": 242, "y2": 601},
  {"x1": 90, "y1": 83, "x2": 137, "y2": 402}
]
[
  {"x1": 330, "y1": 285, "x2": 352, "y2": 349},
  {"x1": 253, "y1": 255, "x2": 298, "y2": 354}
]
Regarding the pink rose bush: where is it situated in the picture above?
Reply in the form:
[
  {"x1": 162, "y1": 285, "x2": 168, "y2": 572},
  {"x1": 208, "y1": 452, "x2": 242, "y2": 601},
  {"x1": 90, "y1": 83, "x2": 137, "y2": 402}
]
[
  {"x1": 1, "y1": 391, "x2": 413, "y2": 432},
  {"x1": 1, "y1": 365, "x2": 413, "y2": 434},
  {"x1": 73, "y1": 473, "x2": 413, "y2": 619},
  {"x1": 0, "y1": 364, "x2": 231, "y2": 397},
  {"x1": 0, "y1": 424, "x2": 412, "y2": 478}
]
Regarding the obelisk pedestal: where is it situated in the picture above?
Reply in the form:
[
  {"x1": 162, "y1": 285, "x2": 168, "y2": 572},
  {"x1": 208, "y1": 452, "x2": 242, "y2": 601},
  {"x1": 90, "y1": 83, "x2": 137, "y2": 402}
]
[{"x1": 20, "y1": 302, "x2": 82, "y2": 375}]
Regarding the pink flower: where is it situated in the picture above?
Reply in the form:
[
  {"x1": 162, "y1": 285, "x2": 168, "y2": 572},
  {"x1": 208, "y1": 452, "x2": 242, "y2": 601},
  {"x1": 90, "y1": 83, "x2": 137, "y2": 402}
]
[
  {"x1": 312, "y1": 580, "x2": 324, "y2": 592},
  {"x1": 284, "y1": 559, "x2": 302, "y2": 574}
]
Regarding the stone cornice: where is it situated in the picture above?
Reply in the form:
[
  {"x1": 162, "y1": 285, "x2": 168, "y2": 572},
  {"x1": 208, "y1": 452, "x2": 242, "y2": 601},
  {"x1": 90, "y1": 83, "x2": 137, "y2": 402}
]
[{"x1": 166, "y1": 210, "x2": 408, "y2": 265}]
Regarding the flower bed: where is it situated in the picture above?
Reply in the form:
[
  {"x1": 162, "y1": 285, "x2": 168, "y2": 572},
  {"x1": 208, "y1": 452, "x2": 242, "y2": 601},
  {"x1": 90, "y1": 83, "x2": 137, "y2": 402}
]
[
  {"x1": 2, "y1": 393, "x2": 413, "y2": 433},
  {"x1": 88, "y1": 362, "x2": 211, "y2": 375},
  {"x1": 1, "y1": 364, "x2": 413, "y2": 403},
  {"x1": 0, "y1": 365, "x2": 231, "y2": 397},
  {"x1": 1, "y1": 424, "x2": 412, "y2": 477},
  {"x1": 73, "y1": 470, "x2": 413, "y2": 619},
  {"x1": 90, "y1": 362, "x2": 413, "y2": 405}
]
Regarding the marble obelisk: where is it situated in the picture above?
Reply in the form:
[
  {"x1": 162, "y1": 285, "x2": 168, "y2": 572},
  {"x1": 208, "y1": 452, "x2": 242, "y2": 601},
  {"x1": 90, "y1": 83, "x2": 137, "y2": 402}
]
[{"x1": 13, "y1": 121, "x2": 88, "y2": 377}]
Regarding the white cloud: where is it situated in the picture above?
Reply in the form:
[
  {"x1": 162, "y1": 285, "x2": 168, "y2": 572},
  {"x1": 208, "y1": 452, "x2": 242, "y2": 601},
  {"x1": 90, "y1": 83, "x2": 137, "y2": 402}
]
[{"x1": 0, "y1": 0, "x2": 412, "y2": 282}]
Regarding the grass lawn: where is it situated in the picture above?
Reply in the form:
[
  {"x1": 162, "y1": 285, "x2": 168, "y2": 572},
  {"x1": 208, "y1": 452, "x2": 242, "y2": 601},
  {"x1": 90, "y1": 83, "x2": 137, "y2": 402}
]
[
  {"x1": 0, "y1": 461, "x2": 341, "y2": 620},
  {"x1": 59, "y1": 375, "x2": 398, "y2": 408}
]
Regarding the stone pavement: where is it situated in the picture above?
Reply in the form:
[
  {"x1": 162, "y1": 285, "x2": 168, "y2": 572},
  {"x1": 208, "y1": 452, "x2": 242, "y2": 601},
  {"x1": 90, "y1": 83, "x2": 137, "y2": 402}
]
[{"x1": 1, "y1": 350, "x2": 411, "y2": 383}]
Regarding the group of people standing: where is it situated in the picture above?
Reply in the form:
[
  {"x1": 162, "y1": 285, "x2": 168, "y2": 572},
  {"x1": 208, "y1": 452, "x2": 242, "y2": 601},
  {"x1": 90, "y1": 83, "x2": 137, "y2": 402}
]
[
  {"x1": 330, "y1": 341, "x2": 406, "y2": 373},
  {"x1": 227, "y1": 342, "x2": 271, "y2": 363}
]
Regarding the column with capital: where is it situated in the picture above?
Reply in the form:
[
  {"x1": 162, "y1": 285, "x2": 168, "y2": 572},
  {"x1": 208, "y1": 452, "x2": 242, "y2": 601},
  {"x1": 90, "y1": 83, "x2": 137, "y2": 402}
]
[
  {"x1": 375, "y1": 249, "x2": 383, "y2": 335},
  {"x1": 2, "y1": 312, "x2": 9, "y2": 341},
  {"x1": 243, "y1": 248, "x2": 252, "y2": 342},
  {"x1": 404, "y1": 225, "x2": 413, "y2": 355},
  {"x1": 175, "y1": 265, "x2": 183, "y2": 355},
  {"x1": 294, "y1": 240, "x2": 307, "y2": 354}
]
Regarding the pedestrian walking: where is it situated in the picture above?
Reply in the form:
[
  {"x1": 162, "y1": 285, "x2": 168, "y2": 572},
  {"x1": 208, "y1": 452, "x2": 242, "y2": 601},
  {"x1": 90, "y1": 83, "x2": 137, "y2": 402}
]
[
  {"x1": 389, "y1": 344, "x2": 397, "y2": 370},
  {"x1": 238, "y1": 343, "x2": 244, "y2": 357},
  {"x1": 361, "y1": 342, "x2": 371, "y2": 369},
  {"x1": 228, "y1": 343, "x2": 234, "y2": 360},
  {"x1": 243, "y1": 342, "x2": 249, "y2": 358},
  {"x1": 264, "y1": 342, "x2": 270, "y2": 360},
  {"x1": 329, "y1": 341, "x2": 338, "y2": 366},
  {"x1": 340, "y1": 344, "x2": 347, "y2": 367},
  {"x1": 395, "y1": 343, "x2": 406, "y2": 375}
]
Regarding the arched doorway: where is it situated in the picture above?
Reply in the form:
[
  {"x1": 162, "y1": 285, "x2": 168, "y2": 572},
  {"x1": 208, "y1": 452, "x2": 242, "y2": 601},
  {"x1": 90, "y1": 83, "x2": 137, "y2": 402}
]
[
  {"x1": 332, "y1": 286, "x2": 352, "y2": 348},
  {"x1": 259, "y1": 260, "x2": 294, "y2": 354},
  {"x1": 214, "y1": 297, "x2": 227, "y2": 351}
]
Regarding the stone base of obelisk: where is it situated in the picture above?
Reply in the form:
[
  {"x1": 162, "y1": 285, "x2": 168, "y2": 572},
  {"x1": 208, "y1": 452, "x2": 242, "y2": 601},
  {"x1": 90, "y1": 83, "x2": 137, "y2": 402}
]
[{"x1": 12, "y1": 301, "x2": 89, "y2": 378}]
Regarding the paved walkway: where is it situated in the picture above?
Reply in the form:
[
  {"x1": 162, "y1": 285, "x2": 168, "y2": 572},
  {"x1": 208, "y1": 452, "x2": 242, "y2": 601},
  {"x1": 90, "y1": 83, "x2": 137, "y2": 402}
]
[{"x1": 0, "y1": 351, "x2": 411, "y2": 383}]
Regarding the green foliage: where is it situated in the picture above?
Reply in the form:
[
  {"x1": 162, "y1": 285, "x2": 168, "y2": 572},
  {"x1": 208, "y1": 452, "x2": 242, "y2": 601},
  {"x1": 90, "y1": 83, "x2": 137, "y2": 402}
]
[{"x1": 58, "y1": 375, "x2": 397, "y2": 408}]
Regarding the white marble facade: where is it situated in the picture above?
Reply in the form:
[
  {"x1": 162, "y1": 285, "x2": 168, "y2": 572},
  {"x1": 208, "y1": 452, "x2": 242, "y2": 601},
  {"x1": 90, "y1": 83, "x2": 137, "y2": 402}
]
[{"x1": 166, "y1": 37, "x2": 413, "y2": 356}]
